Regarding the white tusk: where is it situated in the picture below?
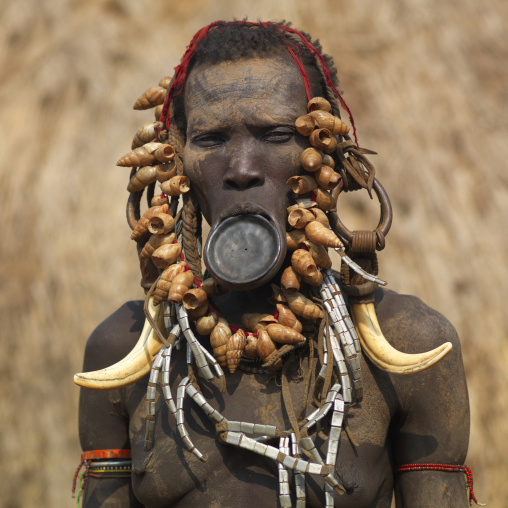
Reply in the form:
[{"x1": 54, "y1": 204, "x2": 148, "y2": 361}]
[
  {"x1": 351, "y1": 302, "x2": 452, "y2": 374},
  {"x1": 74, "y1": 297, "x2": 164, "y2": 390}
]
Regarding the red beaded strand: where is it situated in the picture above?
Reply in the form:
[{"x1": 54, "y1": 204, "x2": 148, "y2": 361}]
[
  {"x1": 71, "y1": 459, "x2": 84, "y2": 496},
  {"x1": 80, "y1": 460, "x2": 91, "y2": 491},
  {"x1": 394, "y1": 463, "x2": 483, "y2": 505},
  {"x1": 71, "y1": 459, "x2": 91, "y2": 497}
]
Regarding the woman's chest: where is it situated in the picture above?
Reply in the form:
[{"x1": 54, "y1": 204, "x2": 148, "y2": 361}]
[{"x1": 126, "y1": 354, "x2": 395, "y2": 507}]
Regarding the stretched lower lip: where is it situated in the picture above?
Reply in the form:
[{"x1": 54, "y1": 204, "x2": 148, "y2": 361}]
[
  {"x1": 216, "y1": 203, "x2": 272, "y2": 225},
  {"x1": 222, "y1": 211, "x2": 272, "y2": 226},
  {"x1": 203, "y1": 214, "x2": 283, "y2": 290}
]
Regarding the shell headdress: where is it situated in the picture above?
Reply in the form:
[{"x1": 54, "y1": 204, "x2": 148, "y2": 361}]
[{"x1": 74, "y1": 21, "x2": 452, "y2": 506}]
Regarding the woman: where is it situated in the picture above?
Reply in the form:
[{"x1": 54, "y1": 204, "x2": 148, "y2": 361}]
[{"x1": 75, "y1": 21, "x2": 472, "y2": 507}]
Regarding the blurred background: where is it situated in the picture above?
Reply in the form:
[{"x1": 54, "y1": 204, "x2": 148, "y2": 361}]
[{"x1": 0, "y1": 0, "x2": 506, "y2": 505}]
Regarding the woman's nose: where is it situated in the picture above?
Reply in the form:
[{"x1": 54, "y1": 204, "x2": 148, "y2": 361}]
[{"x1": 223, "y1": 146, "x2": 265, "y2": 190}]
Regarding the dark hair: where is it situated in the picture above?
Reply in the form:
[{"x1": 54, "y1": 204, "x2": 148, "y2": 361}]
[{"x1": 172, "y1": 21, "x2": 341, "y2": 133}]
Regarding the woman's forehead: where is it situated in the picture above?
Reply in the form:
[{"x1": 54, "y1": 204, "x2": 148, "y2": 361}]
[{"x1": 184, "y1": 56, "x2": 309, "y2": 123}]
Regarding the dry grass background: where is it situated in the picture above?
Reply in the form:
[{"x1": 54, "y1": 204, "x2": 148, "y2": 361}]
[{"x1": 0, "y1": 0, "x2": 506, "y2": 506}]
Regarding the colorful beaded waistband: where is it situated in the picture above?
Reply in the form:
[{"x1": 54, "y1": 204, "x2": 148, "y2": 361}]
[
  {"x1": 81, "y1": 448, "x2": 131, "y2": 461},
  {"x1": 72, "y1": 449, "x2": 132, "y2": 499}
]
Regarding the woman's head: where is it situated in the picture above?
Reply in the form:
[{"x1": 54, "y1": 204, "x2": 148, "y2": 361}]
[
  {"x1": 151, "y1": 21, "x2": 354, "y2": 289},
  {"x1": 124, "y1": 21, "x2": 359, "y2": 290}
]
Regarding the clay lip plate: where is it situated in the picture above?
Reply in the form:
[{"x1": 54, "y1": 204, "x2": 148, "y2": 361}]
[{"x1": 203, "y1": 214, "x2": 282, "y2": 286}]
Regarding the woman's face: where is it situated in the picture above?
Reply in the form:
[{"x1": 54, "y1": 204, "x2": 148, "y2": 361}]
[{"x1": 183, "y1": 55, "x2": 310, "y2": 288}]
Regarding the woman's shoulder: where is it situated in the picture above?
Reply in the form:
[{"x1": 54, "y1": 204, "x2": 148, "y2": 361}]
[
  {"x1": 373, "y1": 287, "x2": 461, "y2": 354},
  {"x1": 82, "y1": 300, "x2": 145, "y2": 371}
]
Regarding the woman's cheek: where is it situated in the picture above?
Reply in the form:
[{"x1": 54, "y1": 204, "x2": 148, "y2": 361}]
[
  {"x1": 182, "y1": 148, "x2": 199, "y2": 181},
  {"x1": 182, "y1": 151, "x2": 208, "y2": 218}
]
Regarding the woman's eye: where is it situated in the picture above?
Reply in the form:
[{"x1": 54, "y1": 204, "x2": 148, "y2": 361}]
[
  {"x1": 193, "y1": 134, "x2": 225, "y2": 148},
  {"x1": 262, "y1": 128, "x2": 294, "y2": 143}
]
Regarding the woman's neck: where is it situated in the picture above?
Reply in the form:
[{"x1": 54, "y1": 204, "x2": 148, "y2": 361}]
[{"x1": 208, "y1": 282, "x2": 275, "y2": 327}]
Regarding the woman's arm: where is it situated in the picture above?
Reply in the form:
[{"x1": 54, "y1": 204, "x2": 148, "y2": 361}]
[
  {"x1": 78, "y1": 301, "x2": 146, "y2": 508},
  {"x1": 377, "y1": 292, "x2": 470, "y2": 507}
]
